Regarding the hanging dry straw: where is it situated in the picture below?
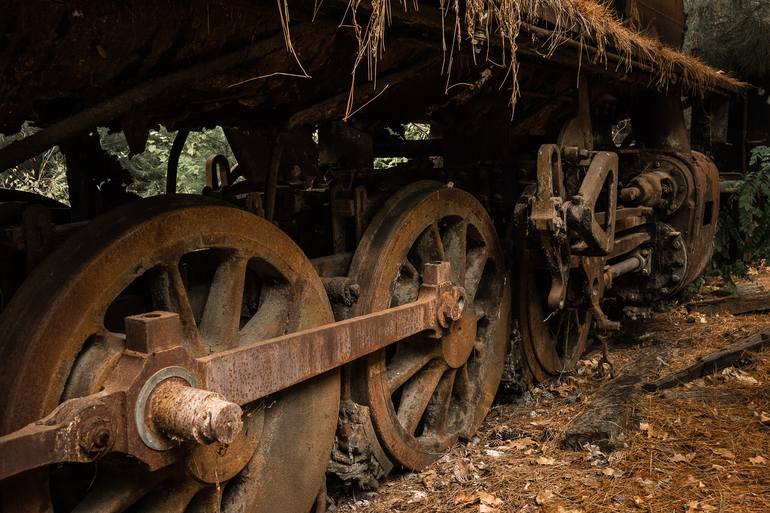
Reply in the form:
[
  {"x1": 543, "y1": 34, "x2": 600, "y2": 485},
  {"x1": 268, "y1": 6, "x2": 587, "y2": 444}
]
[{"x1": 339, "y1": 0, "x2": 747, "y2": 115}]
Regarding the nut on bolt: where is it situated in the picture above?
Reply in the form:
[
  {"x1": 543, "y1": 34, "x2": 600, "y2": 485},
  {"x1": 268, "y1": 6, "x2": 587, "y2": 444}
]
[
  {"x1": 437, "y1": 287, "x2": 466, "y2": 328},
  {"x1": 78, "y1": 417, "x2": 114, "y2": 457}
]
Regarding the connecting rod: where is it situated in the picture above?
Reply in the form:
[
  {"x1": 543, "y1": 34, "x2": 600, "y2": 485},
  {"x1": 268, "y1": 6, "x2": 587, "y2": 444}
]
[{"x1": 0, "y1": 262, "x2": 465, "y2": 480}]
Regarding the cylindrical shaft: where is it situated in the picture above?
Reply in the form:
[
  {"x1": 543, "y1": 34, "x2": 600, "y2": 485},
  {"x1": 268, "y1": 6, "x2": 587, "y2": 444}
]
[{"x1": 150, "y1": 380, "x2": 243, "y2": 445}]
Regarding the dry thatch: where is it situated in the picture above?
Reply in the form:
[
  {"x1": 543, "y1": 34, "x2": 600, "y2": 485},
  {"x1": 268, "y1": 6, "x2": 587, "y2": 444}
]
[{"x1": 342, "y1": 0, "x2": 748, "y2": 114}]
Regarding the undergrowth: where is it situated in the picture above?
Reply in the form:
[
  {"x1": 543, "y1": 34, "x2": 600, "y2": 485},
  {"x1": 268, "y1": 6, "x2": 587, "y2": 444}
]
[{"x1": 711, "y1": 146, "x2": 770, "y2": 287}]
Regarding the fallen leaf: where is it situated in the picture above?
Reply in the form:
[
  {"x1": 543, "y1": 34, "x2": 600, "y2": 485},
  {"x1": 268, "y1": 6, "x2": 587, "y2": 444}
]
[
  {"x1": 639, "y1": 422, "x2": 652, "y2": 438},
  {"x1": 479, "y1": 505, "x2": 499, "y2": 513},
  {"x1": 602, "y1": 467, "x2": 623, "y2": 478},
  {"x1": 408, "y1": 490, "x2": 427, "y2": 503},
  {"x1": 749, "y1": 455, "x2": 767, "y2": 465},
  {"x1": 711, "y1": 464, "x2": 725, "y2": 471},
  {"x1": 712, "y1": 448, "x2": 736, "y2": 460},
  {"x1": 422, "y1": 469, "x2": 437, "y2": 490},
  {"x1": 536, "y1": 456, "x2": 557, "y2": 466},
  {"x1": 535, "y1": 489, "x2": 554, "y2": 505},
  {"x1": 485, "y1": 449, "x2": 504, "y2": 458},
  {"x1": 760, "y1": 412, "x2": 770, "y2": 425},
  {"x1": 671, "y1": 452, "x2": 695, "y2": 463},
  {"x1": 478, "y1": 491, "x2": 503, "y2": 506},
  {"x1": 453, "y1": 460, "x2": 472, "y2": 482},
  {"x1": 687, "y1": 500, "x2": 716, "y2": 511},
  {"x1": 721, "y1": 368, "x2": 759, "y2": 385},
  {"x1": 454, "y1": 492, "x2": 474, "y2": 505},
  {"x1": 556, "y1": 507, "x2": 585, "y2": 513},
  {"x1": 509, "y1": 437, "x2": 536, "y2": 450}
]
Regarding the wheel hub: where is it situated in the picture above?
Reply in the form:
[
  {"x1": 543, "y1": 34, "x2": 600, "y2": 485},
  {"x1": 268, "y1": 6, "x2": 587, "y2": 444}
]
[
  {"x1": 185, "y1": 409, "x2": 263, "y2": 484},
  {"x1": 0, "y1": 196, "x2": 339, "y2": 513},
  {"x1": 348, "y1": 182, "x2": 511, "y2": 471},
  {"x1": 440, "y1": 308, "x2": 479, "y2": 369}
]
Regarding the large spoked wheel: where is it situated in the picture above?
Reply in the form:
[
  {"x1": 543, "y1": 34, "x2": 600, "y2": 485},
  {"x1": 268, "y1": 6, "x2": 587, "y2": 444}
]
[
  {"x1": 349, "y1": 182, "x2": 511, "y2": 471},
  {"x1": 0, "y1": 195, "x2": 339, "y2": 513},
  {"x1": 519, "y1": 253, "x2": 591, "y2": 382}
]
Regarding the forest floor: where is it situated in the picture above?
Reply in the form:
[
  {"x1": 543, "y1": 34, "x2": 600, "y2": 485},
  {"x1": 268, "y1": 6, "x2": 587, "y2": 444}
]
[{"x1": 331, "y1": 269, "x2": 770, "y2": 513}]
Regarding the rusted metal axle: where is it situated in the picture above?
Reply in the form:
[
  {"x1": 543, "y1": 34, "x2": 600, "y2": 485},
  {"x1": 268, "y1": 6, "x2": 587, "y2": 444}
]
[{"x1": 0, "y1": 261, "x2": 464, "y2": 480}]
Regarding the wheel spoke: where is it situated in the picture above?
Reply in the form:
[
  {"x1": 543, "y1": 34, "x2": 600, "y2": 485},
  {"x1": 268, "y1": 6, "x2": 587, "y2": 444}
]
[
  {"x1": 392, "y1": 262, "x2": 421, "y2": 307},
  {"x1": 187, "y1": 486, "x2": 223, "y2": 513},
  {"x1": 397, "y1": 360, "x2": 448, "y2": 435},
  {"x1": 385, "y1": 339, "x2": 440, "y2": 393},
  {"x1": 239, "y1": 283, "x2": 292, "y2": 342},
  {"x1": 71, "y1": 468, "x2": 170, "y2": 513},
  {"x1": 454, "y1": 364, "x2": 474, "y2": 403},
  {"x1": 132, "y1": 479, "x2": 203, "y2": 513},
  {"x1": 422, "y1": 368, "x2": 457, "y2": 435},
  {"x1": 442, "y1": 219, "x2": 467, "y2": 285},
  {"x1": 162, "y1": 263, "x2": 203, "y2": 350},
  {"x1": 464, "y1": 246, "x2": 488, "y2": 301},
  {"x1": 200, "y1": 251, "x2": 249, "y2": 352},
  {"x1": 430, "y1": 222, "x2": 446, "y2": 261},
  {"x1": 410, "y1": 224, "x2": 444, "y2": 271}
]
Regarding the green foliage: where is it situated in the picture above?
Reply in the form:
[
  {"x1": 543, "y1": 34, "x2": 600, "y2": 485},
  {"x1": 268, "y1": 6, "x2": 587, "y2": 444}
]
[
  {"x1": 0, "y1": 126, "x2": 234, "y2": 202},
  {"x1": 99, "y1": 127, "x2": 234, "y2": 197},
  {"x1": 684, "y1": 0, "x2": 770, "y2": 84},
  {"x1": 374, "y1": 123, "x2": 430, "y2": 170},
  {"x1": 0, "y1": 124, "x2": 69, "y2": 203},
  {"x1": 711, "y1": 146, "x2": 770, "y2": 285}
]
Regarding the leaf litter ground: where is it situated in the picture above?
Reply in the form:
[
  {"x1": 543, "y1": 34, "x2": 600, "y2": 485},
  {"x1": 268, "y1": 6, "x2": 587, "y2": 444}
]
[{"x1": 331, "y1": 268, "x2": 770, "y2": 512}]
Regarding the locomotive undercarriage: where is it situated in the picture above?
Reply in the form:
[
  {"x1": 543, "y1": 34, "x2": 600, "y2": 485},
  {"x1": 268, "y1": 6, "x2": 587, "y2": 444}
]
[{"x1": 0, "y1": 3, "x2": 729, "y2": 511}]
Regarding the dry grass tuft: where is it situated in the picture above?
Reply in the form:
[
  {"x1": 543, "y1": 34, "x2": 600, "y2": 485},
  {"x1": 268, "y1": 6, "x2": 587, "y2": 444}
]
[{"x1": 341, "y1": 0, "x2": 747, "y2": 116}]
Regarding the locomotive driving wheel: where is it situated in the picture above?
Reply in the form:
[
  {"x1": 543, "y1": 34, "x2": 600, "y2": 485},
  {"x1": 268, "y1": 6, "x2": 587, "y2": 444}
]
[
  {"x1": 518, "y1": 254, "x2": 592, "y2": 382},
  {"x1": 349, "y1": 182, "x2": 511, "y2": 470},
  {"x1": 0, "y1": 195, "x2": 339, "y2": 513}
]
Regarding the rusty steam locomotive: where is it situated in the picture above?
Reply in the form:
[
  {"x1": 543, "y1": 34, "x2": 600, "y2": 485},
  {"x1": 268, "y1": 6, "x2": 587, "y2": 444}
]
[{"x1": 0, "y1": 1, "x2": 746, "y2": 512}]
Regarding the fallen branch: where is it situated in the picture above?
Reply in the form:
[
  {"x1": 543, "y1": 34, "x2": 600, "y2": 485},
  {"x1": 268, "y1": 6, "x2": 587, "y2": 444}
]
[
  {"x1": 688, "y1": 282, "x2": 770, "y2": 316},
  {"x1": 562, "y1": 351, "x2": 667, "y2": 452},
  {"x1": 643, "y1": 326, "x2": 770, "y2": 392}
]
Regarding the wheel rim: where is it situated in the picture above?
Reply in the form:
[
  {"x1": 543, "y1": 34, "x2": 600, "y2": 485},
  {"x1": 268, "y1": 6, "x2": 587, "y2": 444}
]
[
  {"x1": 349, "y1": 182, "x2": 510, "y2": 471},
  {"x1": 519, "y1": 253, "x2": 591, "y2": 382},
  {"x1": 0, "y1": 195, "x2": 339, "y2": 513}
]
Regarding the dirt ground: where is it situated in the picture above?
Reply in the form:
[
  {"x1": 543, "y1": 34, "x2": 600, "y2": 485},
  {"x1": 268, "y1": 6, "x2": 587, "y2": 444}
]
[{"x1": 331, "y1": 269, "x2": 770, "y2": 513}]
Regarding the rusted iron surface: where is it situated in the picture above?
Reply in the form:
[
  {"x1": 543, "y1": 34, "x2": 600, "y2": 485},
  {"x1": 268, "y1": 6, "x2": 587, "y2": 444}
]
[
  {"x1": 346, "y1": 183, "x2": 511, "y2": 471},
  {"x1": 0, "y1": 393, "x2": 121, "y2": 482},
  {"x1": 0, "y1": 196, "x2": 341, "y2": 513},
  {"x1": 203, "y1": 263, "x2": 463, "y2": 405},
  {"x1": 149, "y1": 379, "x2": 243, "y2": 445},
  {"x1": 0, "y1": 198, "x2": 465, "y2": 496}
]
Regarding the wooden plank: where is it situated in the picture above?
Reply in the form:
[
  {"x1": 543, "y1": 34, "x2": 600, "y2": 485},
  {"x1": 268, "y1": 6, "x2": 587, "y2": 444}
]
[
  {"x1": 689, "y1": 283, "x2": 770, "y2": 315},
  {"x1": 562, "y1": 352, "x2": 667, "y2": 452},
  {"x1": 643, "y1": 327, "x2": 770, "y2": 392}
]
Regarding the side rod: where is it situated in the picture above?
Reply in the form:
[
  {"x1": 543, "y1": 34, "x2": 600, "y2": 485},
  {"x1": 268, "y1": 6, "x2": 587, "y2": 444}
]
[{"x1": 0, "y1": 262, "x2": 464, "y2": 480}]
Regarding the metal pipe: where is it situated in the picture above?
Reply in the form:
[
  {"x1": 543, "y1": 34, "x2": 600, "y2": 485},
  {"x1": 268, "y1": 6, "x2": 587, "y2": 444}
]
[{"x1": 608, "y1": 254, "x2": 645, "y2": 280}]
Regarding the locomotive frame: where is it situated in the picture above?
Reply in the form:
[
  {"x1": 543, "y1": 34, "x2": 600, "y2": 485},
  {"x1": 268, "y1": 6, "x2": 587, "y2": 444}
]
[{"x1": 0, "y1": 1, "x2": 748, "y2": 512}]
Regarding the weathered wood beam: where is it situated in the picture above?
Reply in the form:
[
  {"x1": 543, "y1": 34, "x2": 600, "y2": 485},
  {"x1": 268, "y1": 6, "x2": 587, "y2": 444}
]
[
  {"x1": 562, "y1": 351, "x2": 667, "y2": 452},
  {"x1": 0, "y1": 33, "x2": 287, "y2": 172},
  {"x1": 689, "y1": 283, "x2": 770, "y2": 316},
  {"x1": 643, "y1": 327, "x2": 770, "y2": 392}
]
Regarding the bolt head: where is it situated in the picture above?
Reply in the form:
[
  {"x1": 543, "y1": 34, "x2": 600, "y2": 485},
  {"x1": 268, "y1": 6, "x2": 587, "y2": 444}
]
[{"x1": 79, "y1": 420, "x2": 113, "y2": 457}]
